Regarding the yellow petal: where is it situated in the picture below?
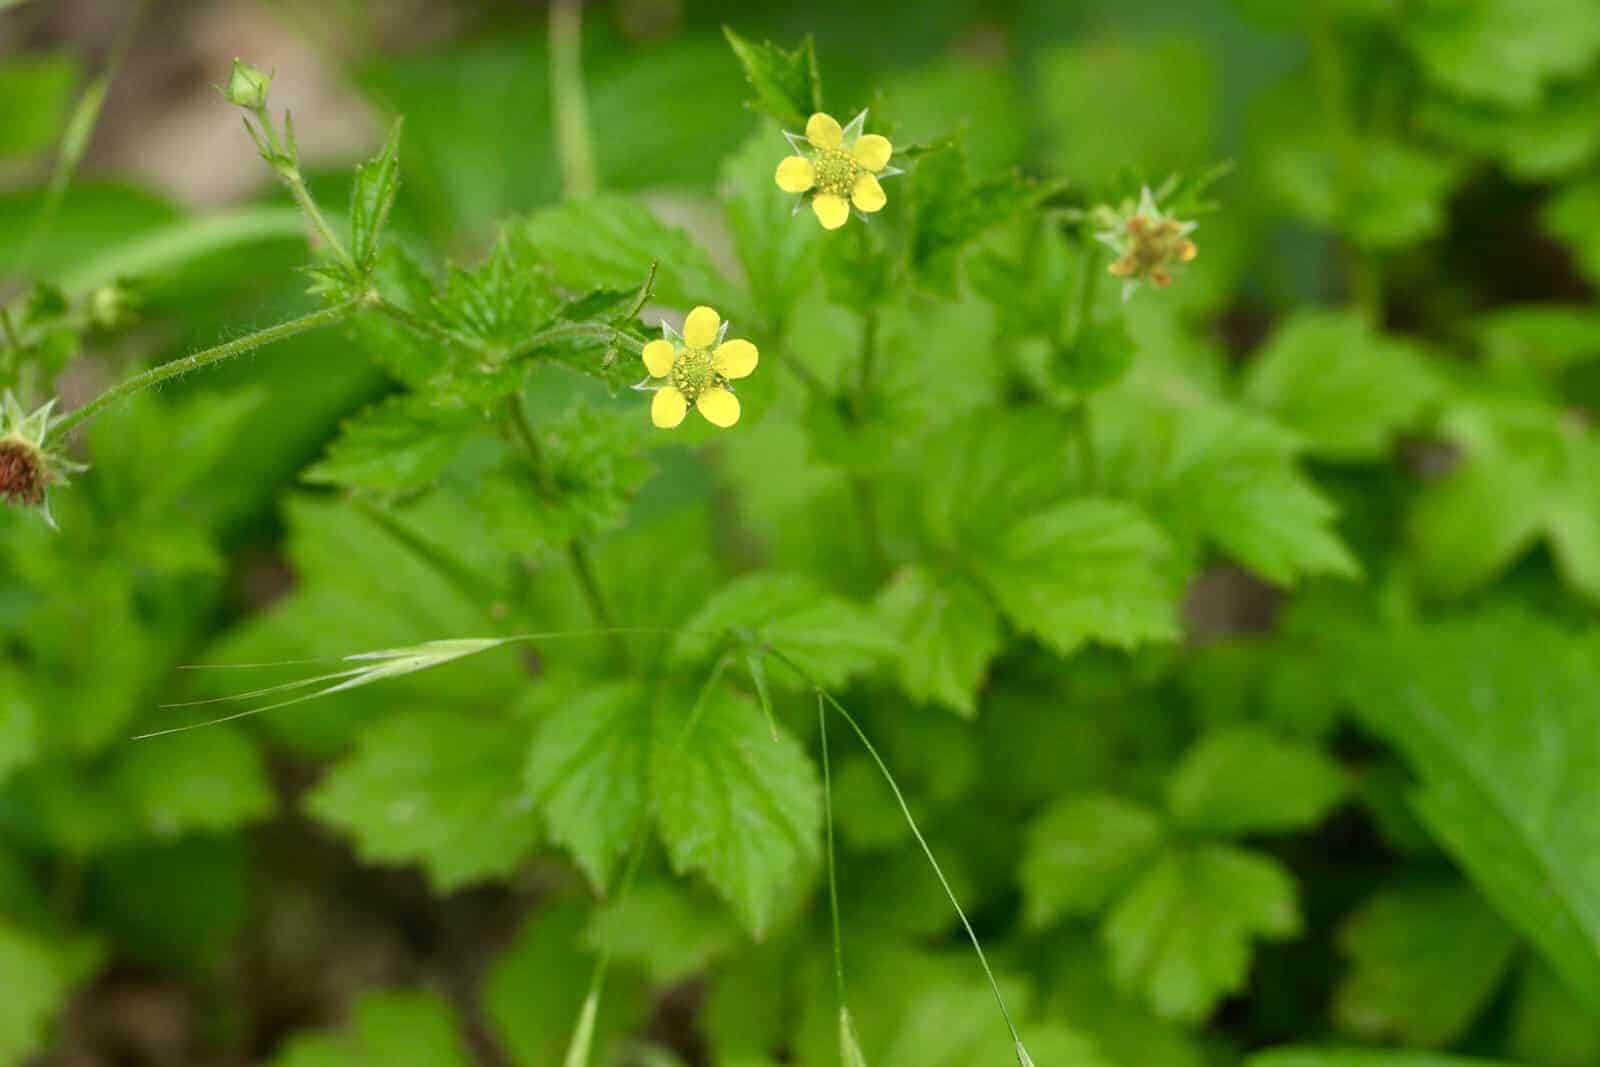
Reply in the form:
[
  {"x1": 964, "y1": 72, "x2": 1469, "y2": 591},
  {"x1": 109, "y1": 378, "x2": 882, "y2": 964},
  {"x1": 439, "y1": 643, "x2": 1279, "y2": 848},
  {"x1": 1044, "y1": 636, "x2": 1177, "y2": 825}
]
[
  {"x1": 812, "y1": 193, "x2": 850, "y2": 230},
  {"x1": 775, "y1": 155, "x2": 816, "y2": 193},
  {"x1": 651, "y1": 387, "x2": 687, "y2": 429},
  {"x1": 713, "y1": 338, "x2": 759, "y2": 379},
  {"x1": 851, "y1": 173, "x2": 886, "y2": 213},
  {"x1": 852, "y1": 133, "x2": 892, "y2": 172},
  {"x1": 683, "y1": 306, "x2": 721, "y2": 349},
  {"x1": 641, "y1": 339, "x2": 675, "y2": 377},
  {"x1": 696, "y1": 387, "x2": 741, "y2": 428},
  {"x1": 806, "y1": 112, "x2": 842, "y2": 150}
]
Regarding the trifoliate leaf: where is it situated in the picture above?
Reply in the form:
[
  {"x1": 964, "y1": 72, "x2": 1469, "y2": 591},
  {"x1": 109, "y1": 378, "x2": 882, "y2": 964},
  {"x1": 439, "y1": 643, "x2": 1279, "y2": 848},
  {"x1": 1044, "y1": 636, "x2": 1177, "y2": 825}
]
[
  {"x1": 1509, "y1": 957, "x2": 1600, "y2": 1067},
  {"x1": 0, "y1": 920, "x2": 99, "y2": 1066},
  {"x1": 1021, "y1": 793, "x2": 1165, "y2": 927},
  {"x1": 651, "y1": 685, "x2": 821, "y2": 935},
  {"x1": 303, "y1": 393, "x2": 486, "y2": 494},
  {"x1": 1401, "y1": 0, "x2": 1600, "y2": 107},
  {"x1": 524, "y1": 683, "x2": 650, "y2": 891},
  {"x1": 1244, "y1": 311, "x2": 1443, "y2": 460},
  {"x1": 269, "y1": 989, "x2": 473, "y2": 1067},
  {"x1": 513, "y1": 194, "x2": 745, "y2": 319},
  {"x1": 305, "y1": 709, "x2": 538, "y2": 892},
  {"x1": 1409, "y1": 399, "x2": 1600, "y2": 602},
  {"x1": 672, "y1": 572, "x2": 893, "y2": 689},
  {"x1": 721, "y1": 29, "x2": 821, "y2": 131},
  {"x1": 1167, "y1": 727, "x2": 1347, "y2": 835},
  {"x1": 973, "y1": 499, "x2": 1184, "y2": 657},
  {"x1": 1103, "y1": 843, "x2": 1300, "y2": 1022},
  {"x1": 1332, "y1": 879, "x2": 1518, "y2": 1047},
  {"x1": 583, "y1": 881, "x2": 742, "y2": 984},
  {"x1": 349, "y1": 116, "x2": 403, "y2": 274},
  {"x1": 109, "y1": 726, "x2": 276, "y2": 838},
  {"x1": 874, "y1": 565, "x2": 1001, "y2": 719},
  {"x1": 1337, "y1": 610, "x2": 1600, "y2": 1010}
]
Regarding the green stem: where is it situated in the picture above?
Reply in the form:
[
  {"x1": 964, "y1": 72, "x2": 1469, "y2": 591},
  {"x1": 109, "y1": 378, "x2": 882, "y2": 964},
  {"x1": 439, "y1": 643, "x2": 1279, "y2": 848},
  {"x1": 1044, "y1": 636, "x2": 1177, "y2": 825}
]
[
  {"x1": 549, "y1": 0, "x2": 598, "y2": 199},
  {"x1": 507, "y1": 321, "x2": 642, "y2": 363},
  {"x1": 1309, "y1": 0, "x2": 1382, "y2": 318},
  {"x1": 766, "y1": 650, "x2": 1026, "y2": 1062},
  {"x1": 369, "y1": 295, "x2": 485, "y2": 355},
  {"x1": 818, "y1": 691, "x2": 848, "y2": 1011},
  {"x1": 282, "y1": 164, "x2": 360, "y2": 276},
  {"x1": 1072, "y1": 243, "x2": 1102, "y2": 490},
  {"x1": 50, "y1": 299, "x2": 362, "y2": 439},
  {"x1": 850, "y1": 308, "x2": 888, "y2": 569},
  {"x1": 504, "y1": 394, "x2": 631, "y2": 667}
]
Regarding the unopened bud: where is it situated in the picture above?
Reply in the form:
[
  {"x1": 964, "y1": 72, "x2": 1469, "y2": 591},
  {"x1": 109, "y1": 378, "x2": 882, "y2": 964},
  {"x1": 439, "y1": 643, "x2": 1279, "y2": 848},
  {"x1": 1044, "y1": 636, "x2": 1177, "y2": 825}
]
[{"x1": 223, "y1": 58, "x2": 272, "y2": 111}]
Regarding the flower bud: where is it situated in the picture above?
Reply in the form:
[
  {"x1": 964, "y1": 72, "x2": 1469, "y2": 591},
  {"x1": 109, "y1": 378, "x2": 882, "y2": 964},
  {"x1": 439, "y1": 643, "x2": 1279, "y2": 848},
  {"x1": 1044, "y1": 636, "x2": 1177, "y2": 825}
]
[
  {"x1": 223, "y1": 58, "x2": 272, "y2": 110},
  {"x1": 87, "y1": 280, "x2": 141, "y2": 332}
]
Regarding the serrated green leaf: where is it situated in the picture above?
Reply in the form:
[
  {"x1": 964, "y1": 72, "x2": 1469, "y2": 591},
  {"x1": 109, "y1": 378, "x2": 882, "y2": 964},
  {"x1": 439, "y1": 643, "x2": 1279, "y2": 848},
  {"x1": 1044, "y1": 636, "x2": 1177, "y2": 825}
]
[
  {"x1": 1266, "y1": 137, "x2": 1460, "y2": 249},
  {"x1": 1100, "y1": 391, "x2": 1359, "y2": 584},
  {"x1": 1409, "y1": 399, "x2": 1600, "y2": 602},
  {"x1": 672, "y1": 572, "x2": 892, "y2": 689},
  {"x1": 110, "y1": 727, "x2": 276, "y2": 838},
  {"x1": 350, "y1": 116, "x2": 403, "y2": 273},
  {"x1": 973, "y1": 498, "x2": 1184, "y2": 657},
  {"x1": 651, "y1": 684, "x2": 821, "y2": 935},
  {"x1": 1104, "y1": 843, "x2": 1300, "y2": 1022},
  {"x1": 910, "y1": 140, "x2": 1050, "y2": 295},
  {"x1": 1021, "y1": 793, "x2": 1165, "y2": 927},
  {"x1": 269, "y1": 989, "x2": 473, "y2": 1067},
  {"x1": 1401, "y1": 0, "x2": 1600, "y2": 107},
  {"x1": 915, "y1": 409, "x2": 1071, "y2": 549},
  {"x1": 524, "y1": 683, "x2": 650, "y2": 891},
  {"x1": 1419, "y1": 75, "x2": 1600, "y2": 181},
  {"x1": 1332, "y1": 879, "x2": 1518, "y2": 1047},
  {"x1": 1475, "y1": 304, "x2": 1600, "y2": 376},
  {"x1": 513, "y1": 194, "x2": 745, "y2": 319},
  {"x1": 303, "y1": 393, "x2": 485, "y2": 494},
  {"x1": 875, "y1": 565, "x2": 1001, "y2": 718},
  {"x1": 1543, "y1": 179, "x2": 1600, "y2": 288},
  {"x1": 0, "y1": 668, "x2": 39, "y2": 787},
  {"x1": 721, "y1": 29, "x2": 820, "y2": 130},
  {"x1": 1167, "y1": 727, "x2": 1347, "y2": 835},
  {"x1": 1244, "y1": 311, "x2": 1443, "y2": 460},
  {"x1": 1338, "y1": 610, "x2": 1600, "y2": 1010},
  {"x1": 305, "y1": 709, "x2": 538, "y2": 892}
]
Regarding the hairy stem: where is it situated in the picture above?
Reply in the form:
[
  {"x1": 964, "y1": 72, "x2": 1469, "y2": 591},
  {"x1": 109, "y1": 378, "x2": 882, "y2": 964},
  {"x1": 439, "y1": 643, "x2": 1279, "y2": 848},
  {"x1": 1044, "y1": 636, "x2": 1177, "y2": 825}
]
[
  {"x1": 549, "y1": 0, "x2": 598, "y2": 199},
  {"x1": 504, "y1": 394, "x2": 631, "y2": 667},
  {"x1": 50, "y1": 298, "x2": 362, "y2": 439}
]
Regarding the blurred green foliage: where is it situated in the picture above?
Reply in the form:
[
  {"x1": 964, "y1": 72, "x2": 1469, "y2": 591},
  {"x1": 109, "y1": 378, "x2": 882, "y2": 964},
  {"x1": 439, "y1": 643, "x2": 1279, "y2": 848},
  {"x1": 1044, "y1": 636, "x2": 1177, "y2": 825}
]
[{"x1": 6, "y1": 1, "x2": 1600, "y2": 1065}]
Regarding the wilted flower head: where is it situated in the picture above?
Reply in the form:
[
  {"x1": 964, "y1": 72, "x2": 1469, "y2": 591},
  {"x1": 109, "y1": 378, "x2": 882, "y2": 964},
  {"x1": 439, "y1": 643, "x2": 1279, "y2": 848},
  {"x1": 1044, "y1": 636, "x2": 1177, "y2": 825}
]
[
  {"x1": 636, "y1": 305, "x2": 758, "y2": 429},
  {"x1": 775, "y1": 110, "x2": 901, "y2": 231},
  {"x1": 0, "y1": 393, "x2": 84, "y2": 527},
  {"x1": 1094, "y1": 185, "x2": 1198, "y2": 299}
]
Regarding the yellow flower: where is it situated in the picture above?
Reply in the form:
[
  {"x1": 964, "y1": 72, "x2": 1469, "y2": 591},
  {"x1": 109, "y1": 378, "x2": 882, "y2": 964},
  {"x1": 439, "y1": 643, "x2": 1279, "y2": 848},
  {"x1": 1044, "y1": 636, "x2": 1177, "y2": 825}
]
[
  {"x1": 635, "y1": 306, "x2": 758, "y2": 429},
  {"x1": 1093, "y1": 186, "x2": 1199, "y2": 300},
  {"x1": 774, "y1": 110, "x2": 901, "y2": 231}
]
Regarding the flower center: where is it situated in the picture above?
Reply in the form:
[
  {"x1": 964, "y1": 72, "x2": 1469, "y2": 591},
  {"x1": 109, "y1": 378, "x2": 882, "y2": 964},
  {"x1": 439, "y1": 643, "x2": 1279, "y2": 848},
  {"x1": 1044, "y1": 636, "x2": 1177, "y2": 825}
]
[
  {"x1": 813, "y1": 147, "x2": 859, "y2": 197},
  {"x1": 0, "y1": 439, "x2": 45, "y2": 507},
  {"x1": 670, "y1": 347, "x2": 720, "y2": 401}
]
